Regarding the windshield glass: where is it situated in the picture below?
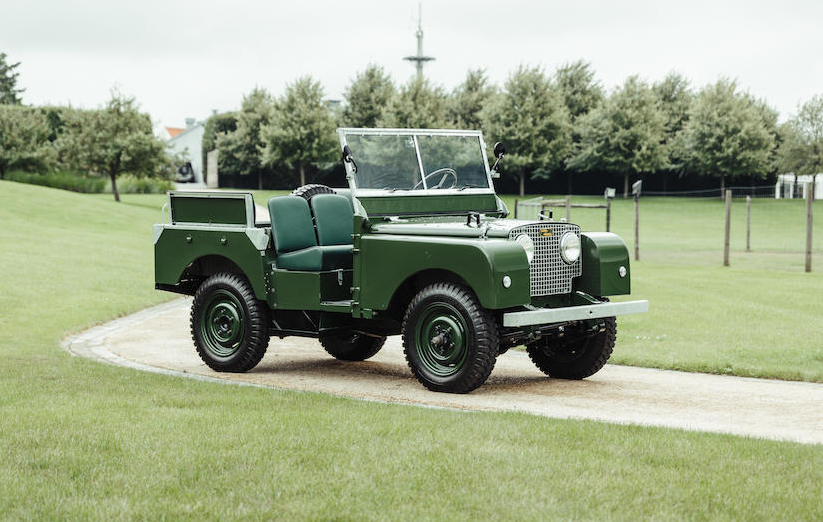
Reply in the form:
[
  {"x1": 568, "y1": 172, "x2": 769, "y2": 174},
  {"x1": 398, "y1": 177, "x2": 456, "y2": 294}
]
[
  {"x1": 342, "y1": 131, "x2": 490, "y2": 192},
  {"x1": 417, "y1": 135, "x2": 489, "y2": 190},
  {"x1": 344, "y1": 134, "x2": 421, "y2": 190}
]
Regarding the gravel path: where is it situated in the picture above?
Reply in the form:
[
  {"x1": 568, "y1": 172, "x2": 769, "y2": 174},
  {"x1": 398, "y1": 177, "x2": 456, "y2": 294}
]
[{"x1": 63, "y1": 298, "x2": 823, "y2": 445}]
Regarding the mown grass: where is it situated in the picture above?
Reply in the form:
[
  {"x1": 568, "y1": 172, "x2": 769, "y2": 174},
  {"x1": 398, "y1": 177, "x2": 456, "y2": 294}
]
[{"x1": 2, "y1": 180, "x2": 823, "y2": 520}]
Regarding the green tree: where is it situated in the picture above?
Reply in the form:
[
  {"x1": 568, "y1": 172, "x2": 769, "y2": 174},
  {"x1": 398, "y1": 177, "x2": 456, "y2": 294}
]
[
  {"x1": 447, "y1": 69, "x2": 496, "y2": 130},
  {"x1": 675, "y1": 79, "x2": 776, "y2": 194},
  {"x1": 0, "y1": 105, "x2": 56, "y2": 179},
  {"x1": 58, "y1": 90, "x2": 168, "y2": 201},
  {"x1": 554, "y1": 60, "x2": 604, "y2": 192},
  {"x1": 568, "y1": 76, "x2": 667, "y2": 197},
  {"x1": 379, "y1": 76, "x2": 449, "y2": 129},
  {"x1": 216, "y1": 88, "x2": 273, "y2": 190},
  {"x1": 342, "y1": 65, "x2": 395, "y2": 127},
  {"x1": 481, "y1": 66, "x2": 572, "y2": 197},
  {"x1": 201, "y1": 111, "x2": 238, "y2": 178},
  {"x1": 554, "y1": 60, "x2": 603, "y2": 121},
  {"x1": 261, "y1": 76, "x2": 338, "y2": 187},
  {"x1": 776, "y1": 94, "x2": 823, "y2": 181},
  {"x1": 653, "y1": 72, "x2": 693, "y2": 187},
  {"x1": 0, "y1": 52, "x2": 24, "y2": 105}
]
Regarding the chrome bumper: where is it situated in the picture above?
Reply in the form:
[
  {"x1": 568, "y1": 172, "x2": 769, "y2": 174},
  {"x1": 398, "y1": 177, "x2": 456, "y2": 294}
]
[{"x1": 502, "y1": 300, "x2": 649, "y2": 327}]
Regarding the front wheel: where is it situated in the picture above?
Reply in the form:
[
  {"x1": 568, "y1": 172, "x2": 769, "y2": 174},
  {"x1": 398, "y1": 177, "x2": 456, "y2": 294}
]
[
  {"x1": 191, "y1": 273, "x2": 270, "y2": 372},
  {"x1": 526, "y1": 317, "x2": 616, "y2": 380},
  {"x1": 402, "y1": 283, "x2": 498, "y2": 393},
  {"x1": 320, "y1": 332, "x2": 386, "y2": 361}
]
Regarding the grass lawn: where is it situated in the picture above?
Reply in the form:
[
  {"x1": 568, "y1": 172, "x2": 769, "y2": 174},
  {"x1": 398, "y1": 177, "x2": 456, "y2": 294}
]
[{"x1": 1, "y1": 180, "x2": 822, "y2": 520}]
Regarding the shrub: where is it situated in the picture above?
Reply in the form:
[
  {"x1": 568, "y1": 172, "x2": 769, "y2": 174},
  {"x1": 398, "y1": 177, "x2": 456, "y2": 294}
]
[
  {"x1": 105, "y1": 175, "x2": 174, "y2": 194},
  {"x1": 5, "y1": 170, "x2": 107, "y2": 193},
  {"x1": 5, "y1": 170, "x2": 174, "y2": 194}
]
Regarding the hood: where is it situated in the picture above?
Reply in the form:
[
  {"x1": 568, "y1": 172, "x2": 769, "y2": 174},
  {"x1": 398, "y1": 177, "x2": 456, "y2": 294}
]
[{"x1": 368, "y1": 216, "x2": 542, "y2": 239}]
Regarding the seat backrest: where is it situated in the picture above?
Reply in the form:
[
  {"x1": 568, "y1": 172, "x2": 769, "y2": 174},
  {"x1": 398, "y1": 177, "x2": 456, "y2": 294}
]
[
  {"x1": 268, "y1": 196, "x2": 317, "y2": 254},
  {"x1": 310, "y1": 194, "x2": 353, "y2": 246}
]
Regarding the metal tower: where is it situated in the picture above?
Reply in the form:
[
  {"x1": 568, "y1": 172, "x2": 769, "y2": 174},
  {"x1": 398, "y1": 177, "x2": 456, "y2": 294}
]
[{"x1": 403, "y1": 4, "x2": 435, "y2": 77}]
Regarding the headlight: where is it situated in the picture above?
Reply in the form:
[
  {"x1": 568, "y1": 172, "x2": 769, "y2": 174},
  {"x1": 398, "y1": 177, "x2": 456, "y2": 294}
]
[
  {"x1": 560, "y1": 232, "x2": 581, "y2": 264},
  {"x1": 515, "y1": 234, "x2": 534, "y2": 263}
]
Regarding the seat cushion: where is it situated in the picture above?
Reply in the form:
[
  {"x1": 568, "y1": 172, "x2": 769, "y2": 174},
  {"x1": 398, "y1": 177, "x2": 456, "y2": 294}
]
[
  {"x1": 276, "y1": 246, "x2": 323, "y2": 271},
  {"x1": 320, "y1": 245, "x2": 353, "y2": 270},
  {"x1": 268, "y1": 196, "x2": 317, "y2": 253},
  {"x1": 311, "y1": 194, "x2": 353, "y2": 246}
]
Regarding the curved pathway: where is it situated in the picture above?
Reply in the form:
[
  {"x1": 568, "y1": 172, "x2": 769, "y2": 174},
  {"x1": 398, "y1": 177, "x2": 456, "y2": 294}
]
[{"x1": 63, "y1": 298, "x2": 823, "y2": 445}]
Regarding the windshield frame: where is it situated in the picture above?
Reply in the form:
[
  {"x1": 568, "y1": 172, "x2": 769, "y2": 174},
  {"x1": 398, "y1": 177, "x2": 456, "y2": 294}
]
[{"x1": 337, "y1": 128, "x2": 495, "y2": 197}]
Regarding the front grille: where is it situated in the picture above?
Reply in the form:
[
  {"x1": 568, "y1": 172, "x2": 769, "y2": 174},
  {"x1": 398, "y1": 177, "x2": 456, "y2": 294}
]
[{"x1": 509, "y1": 223, "x2": 582, "y2": 296}]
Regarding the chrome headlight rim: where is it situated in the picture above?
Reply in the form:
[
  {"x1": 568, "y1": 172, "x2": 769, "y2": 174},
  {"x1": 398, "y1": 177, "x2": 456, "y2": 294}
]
[
  {"x1": 515, "y1": 234, "x2": 534, "y2": 263},
  {"x1": 560, "y1": 232, "x2": 581, "y2": 264}
]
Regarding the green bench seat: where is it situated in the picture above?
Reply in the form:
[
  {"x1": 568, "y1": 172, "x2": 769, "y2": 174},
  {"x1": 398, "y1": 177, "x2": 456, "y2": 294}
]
[{"x1": 268, "y1": 195, "x2": 353, "y2": 271}]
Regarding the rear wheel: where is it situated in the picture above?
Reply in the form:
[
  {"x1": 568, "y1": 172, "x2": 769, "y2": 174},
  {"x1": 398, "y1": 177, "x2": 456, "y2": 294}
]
[
  {"x1": 526, "y1": 316, "x2": 616, "y2": 380},
  {"x1": 402, "y1": 283, "x2": 498, "y2": 393},
  {"x1": 191, "y1": 273, "x2": 270, "y2": 372},
  {"x1": 320, "y1": 332, "x2": 386, "y2": 361}
]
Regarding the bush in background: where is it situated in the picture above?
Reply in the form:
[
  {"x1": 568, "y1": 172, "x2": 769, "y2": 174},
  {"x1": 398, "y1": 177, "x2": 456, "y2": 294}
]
[
  {"x1": 6, "y1": 170, "x2": 107, "y2": 193},
  {"x1": 6, "y1": 170, "x2": 172, "y2": 194}
]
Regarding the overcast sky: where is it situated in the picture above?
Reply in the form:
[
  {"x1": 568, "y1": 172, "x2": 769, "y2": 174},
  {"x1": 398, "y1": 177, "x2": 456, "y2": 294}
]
[{"x1": 3, "y1": 0, "x2": 821, "y2": 131}]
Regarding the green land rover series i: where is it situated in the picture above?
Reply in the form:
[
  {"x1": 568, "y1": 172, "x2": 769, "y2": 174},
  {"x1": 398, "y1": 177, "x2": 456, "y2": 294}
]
[{"x1": 154, "y1": 128, "x2": 648, "y2": 393}]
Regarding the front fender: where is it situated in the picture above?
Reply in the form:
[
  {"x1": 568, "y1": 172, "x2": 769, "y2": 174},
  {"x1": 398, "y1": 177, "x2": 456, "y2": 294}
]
[{"x1": 358, "y1": 234, "x2": 530, "y2": 310}]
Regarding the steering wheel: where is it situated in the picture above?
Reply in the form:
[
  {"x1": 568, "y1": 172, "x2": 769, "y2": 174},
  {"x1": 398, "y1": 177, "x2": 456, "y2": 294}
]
[{"x1": 412, "y1": 168, "x2": 458, "y2": 190}]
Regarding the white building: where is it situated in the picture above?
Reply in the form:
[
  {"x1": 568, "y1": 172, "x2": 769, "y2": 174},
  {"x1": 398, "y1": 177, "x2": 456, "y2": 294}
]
[
  {"x1": 165, "y1": 118, "x2": 205, "y2": 184},
  {"x1": 775, "y1": 173, "x2": 823, "y2": 199}
]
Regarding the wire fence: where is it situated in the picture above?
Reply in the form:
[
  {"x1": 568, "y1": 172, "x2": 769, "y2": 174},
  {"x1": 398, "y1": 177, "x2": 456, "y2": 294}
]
[{"x1": 641, "y1": 185, "x2": 777, "y2": 199}]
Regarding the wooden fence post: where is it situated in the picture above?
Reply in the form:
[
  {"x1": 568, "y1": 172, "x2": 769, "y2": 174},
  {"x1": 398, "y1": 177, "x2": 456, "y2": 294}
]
[
  {"x1": 565, "y1": 195, "x2": 571, "y2": 222},
  {"x1": 807, "y1": 183, "x2": 814, "y2": 273},
  {"x1": 634, "y1": 194, "x2": 640, "y2": 261},
  {"x1": 606, "y1": 199, "x2": 611, "y2": 232},
  {"x1": 724, "y1": 190, "x2": 732, "y2": 266},
  {"x1": 746, "y1": 195, "x2": 751, "y2": 252}
]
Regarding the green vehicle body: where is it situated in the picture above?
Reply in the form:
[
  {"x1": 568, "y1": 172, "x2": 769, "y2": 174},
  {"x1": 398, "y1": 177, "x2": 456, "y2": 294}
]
[{"x1": 154, "y1": 128, "x2": 648, "y2": 392}]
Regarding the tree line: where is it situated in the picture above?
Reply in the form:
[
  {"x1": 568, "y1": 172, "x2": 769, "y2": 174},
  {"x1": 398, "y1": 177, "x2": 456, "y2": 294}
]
[
  {"x1": 205, "y1": 62, "x2": 823, "y2": 196},
  {"x1": 3, "y1": 49, "x2": 822, "y2": 199},
  {"x1": 0, "y1": 52, "x2": 176, "y2": 201}
]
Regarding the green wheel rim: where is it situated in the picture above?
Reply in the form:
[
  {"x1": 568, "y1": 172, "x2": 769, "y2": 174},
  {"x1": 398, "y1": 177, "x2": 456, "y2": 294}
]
[
  {"x1": 200, "y1": 289, "x2": 246, "y2": 359},
  {"x1": 414, "y1": 303, "x2": 469, "y2": 378}
]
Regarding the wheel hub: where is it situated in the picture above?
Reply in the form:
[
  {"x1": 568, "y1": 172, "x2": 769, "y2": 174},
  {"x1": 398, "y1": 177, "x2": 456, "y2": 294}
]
[
  {"x1": 415, "y1": 304, "x2": 469, "y2": 377},
  {"x1": 200, "y1": 290, "x2": 246, "y2": 358}
]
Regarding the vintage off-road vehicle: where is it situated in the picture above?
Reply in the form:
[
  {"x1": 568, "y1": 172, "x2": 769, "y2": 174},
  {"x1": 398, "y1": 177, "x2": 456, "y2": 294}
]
[{"x1": 154, "y1": 128, "x2": 648, "y2": 393}]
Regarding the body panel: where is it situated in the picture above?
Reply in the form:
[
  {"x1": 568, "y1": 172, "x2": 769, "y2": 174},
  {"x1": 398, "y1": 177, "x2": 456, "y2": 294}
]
[
  {"x1": 576, "y1": 232, "x2": 632, "y2": 296},
  {"x1": 358, "y1": 234, "x2": 530, "y2": 311},
  {"x1": 154, "y1": 227, "x2": 268, "y2": 300}
]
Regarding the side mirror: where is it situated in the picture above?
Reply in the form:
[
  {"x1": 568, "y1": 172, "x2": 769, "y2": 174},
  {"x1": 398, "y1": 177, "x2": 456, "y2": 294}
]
[
  {"x1": 493, "y1": 142, "x2": 505, "y2": 159},
  {"x1": 341, "y1": 144, "x2": 358, "y2": 173},
  {"x1": 491, "y1": 142, "x2": 505, "y2": 178}
]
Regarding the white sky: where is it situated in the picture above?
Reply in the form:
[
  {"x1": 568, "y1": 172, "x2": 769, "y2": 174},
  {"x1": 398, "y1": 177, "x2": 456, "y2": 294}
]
[{"x1": 2, "y1": 0, "x2": 821, "y2": 131}]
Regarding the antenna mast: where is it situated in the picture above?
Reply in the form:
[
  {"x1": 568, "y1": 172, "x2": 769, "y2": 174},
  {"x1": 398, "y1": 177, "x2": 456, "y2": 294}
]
[{"x1": 403, "y1": 3, "x2": 435, "y2": 77}]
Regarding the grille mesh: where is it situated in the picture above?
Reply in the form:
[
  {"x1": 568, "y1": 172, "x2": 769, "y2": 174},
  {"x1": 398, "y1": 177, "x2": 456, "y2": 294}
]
[{"x1": 509, "y1": 223, "x2": 582, "y2": 296}]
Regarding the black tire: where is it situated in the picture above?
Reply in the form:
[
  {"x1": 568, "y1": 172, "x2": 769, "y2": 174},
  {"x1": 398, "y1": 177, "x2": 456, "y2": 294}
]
[
  {"x1": 402, "y1": 283, "x2": 499, "y2": 393},
  {"x1": 290, "y1": 184, "x2": 336, "y2": 203},
  {"x1": 191, "y1": 273, "x2": 270, "y2": 372},
  {"x1": 526, "y1": 316, "x2": 616, "y2": 380},
  {"x1": 319, "y1": 332, "x2": 386, "y2": 361}
]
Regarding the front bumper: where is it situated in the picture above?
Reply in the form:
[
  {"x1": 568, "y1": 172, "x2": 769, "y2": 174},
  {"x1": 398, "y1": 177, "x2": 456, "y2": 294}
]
[{"x1": 502, "y1": 300, "x2": 649, "y2": 327}]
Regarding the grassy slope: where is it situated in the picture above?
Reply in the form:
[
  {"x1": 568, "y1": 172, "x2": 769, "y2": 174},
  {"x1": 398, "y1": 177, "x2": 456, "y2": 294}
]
[{"x1": 1, "y1": 181, "x2": 822, "y2": 520}]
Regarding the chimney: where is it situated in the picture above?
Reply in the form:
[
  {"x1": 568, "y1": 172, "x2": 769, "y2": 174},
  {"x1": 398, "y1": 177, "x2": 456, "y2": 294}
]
[{"x1": 185, "y1": 117, "x2": 196, "y2": 129}]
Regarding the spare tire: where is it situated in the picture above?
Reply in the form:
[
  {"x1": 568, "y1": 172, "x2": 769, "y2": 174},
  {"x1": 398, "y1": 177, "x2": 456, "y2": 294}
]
[{"x1": 291, "y1": 184, "x2": 336, "y2": 203}]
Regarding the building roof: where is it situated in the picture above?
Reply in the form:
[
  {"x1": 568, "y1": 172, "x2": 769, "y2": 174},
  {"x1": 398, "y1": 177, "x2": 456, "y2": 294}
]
[{"x1": 165, "y1": 127, "x2": 186, "y2": 138}]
